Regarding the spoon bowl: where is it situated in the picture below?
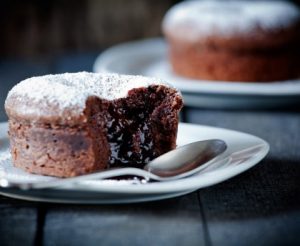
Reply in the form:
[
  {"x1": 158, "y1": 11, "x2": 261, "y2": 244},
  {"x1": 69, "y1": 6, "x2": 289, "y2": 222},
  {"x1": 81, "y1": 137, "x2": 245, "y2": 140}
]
[
  {"x1": 145, "y1": 139, "x2": 227, "y2": 178},
  {"x1": 0, "y1": 139, "x2": 227, "y2": 190}
]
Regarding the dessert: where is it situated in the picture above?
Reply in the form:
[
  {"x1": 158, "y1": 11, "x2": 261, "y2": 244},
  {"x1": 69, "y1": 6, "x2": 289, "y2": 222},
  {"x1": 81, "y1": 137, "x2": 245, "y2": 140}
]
[
  {"x1": 5, "y1": 72, "x2": 183, "y2": 177},
  {"x1": 162, "y1": 0, "x2": 300, "y2": 82}
]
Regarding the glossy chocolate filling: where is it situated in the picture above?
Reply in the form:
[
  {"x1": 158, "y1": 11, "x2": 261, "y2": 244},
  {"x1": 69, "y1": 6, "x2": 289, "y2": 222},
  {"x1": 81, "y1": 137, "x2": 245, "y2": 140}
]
[{"x1": 105, "y1": 85, "x2": 180, "y2": 168}]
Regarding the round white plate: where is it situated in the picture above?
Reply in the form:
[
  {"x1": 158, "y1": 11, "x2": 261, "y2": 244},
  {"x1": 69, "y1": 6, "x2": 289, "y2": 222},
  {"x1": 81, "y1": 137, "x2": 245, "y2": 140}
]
[
  {"x1": 94, "y1": 38, "x2": 300, "y2": 109},
  {"x1": 0, "y1": 122, "x2": 269, "y2": 204}
]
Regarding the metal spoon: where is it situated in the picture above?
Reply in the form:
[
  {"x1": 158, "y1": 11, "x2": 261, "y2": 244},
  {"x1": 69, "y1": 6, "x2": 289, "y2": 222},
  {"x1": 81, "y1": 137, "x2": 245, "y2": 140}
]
[{"x1": 0, "y1": 139, "x2": 226, "y2": 190}]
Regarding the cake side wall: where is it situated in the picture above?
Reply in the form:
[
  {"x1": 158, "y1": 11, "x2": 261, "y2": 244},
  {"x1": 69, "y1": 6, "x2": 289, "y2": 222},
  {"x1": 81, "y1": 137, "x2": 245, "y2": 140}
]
[
  {"x1": 8, "y1": 119, "x2": 103, "y2": 178},
  {"x1": 167, "y1": 38, "x2": 300, "y2": 82},
  {"x1": 150, "y1": 85, "x2": 182, "y2": 156},
  {"x1": 85, "y1": 96, "x2": 111, "y2": 173}
]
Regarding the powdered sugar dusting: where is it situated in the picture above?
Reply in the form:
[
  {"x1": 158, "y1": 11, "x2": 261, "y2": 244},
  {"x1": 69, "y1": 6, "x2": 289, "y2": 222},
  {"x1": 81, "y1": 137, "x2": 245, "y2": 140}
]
[
  {"x1": 5, "y1": 72, "x2": 171, "y2": 120},
  {"x1": 163, "y1": 0, "x2": 300, "y2": 40},
  {"x1": 8, "y1": 74, "x2": 89, "y2": 111}
]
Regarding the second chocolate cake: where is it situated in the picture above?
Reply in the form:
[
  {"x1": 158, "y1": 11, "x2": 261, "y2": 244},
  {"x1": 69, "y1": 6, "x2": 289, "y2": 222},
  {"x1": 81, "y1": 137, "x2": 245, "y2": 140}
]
[
  {"x1": 162, "y1": 0, "x2": 300, "y2": 82},
  {"x1": 5, "y1": 72, "x2": 183, "y2": 177}
]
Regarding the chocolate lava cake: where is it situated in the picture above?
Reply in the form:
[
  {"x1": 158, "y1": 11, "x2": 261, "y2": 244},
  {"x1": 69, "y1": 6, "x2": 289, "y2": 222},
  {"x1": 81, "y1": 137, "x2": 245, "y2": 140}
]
[
  {"x1": 5, "y1": 72, "x2": 183, "y2": 177},
  {"x1": 162, "y1": 0, "x2": 300, "y2": 82}
]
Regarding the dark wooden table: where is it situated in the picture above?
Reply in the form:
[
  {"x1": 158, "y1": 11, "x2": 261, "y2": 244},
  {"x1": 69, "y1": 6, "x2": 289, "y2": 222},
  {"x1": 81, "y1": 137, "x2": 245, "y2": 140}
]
[{"x1": 0, "y1": 55, "x2": 299, "y2": 246}]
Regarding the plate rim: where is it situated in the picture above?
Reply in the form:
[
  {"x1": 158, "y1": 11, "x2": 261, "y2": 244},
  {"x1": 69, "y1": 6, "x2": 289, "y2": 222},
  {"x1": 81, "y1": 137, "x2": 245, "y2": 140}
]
[{"x1": 0, "y1": 189, "x2": 197, "y2": 204}]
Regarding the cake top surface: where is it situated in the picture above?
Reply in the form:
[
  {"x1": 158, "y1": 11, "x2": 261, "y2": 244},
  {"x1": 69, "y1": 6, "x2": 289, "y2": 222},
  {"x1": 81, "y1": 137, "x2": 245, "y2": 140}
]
[
  {"x1": 5, "y1": 72, "x2": 175, "y2": 123},
  {"x1": 163, "y1": 0, "x2": 300, "y2": 40}
]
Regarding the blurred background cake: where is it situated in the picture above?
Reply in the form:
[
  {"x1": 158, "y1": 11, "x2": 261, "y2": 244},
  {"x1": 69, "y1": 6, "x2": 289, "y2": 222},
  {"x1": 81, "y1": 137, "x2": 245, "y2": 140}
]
[{"x1": 162, "y1": 0, "x2": 300, "y2": 82}]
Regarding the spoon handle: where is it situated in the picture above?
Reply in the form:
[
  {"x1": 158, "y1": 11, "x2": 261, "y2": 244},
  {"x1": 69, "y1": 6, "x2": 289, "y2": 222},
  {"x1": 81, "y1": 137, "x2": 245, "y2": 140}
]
[{"x1": 0, "y1": 167, "x2": 159, "y2": 190}]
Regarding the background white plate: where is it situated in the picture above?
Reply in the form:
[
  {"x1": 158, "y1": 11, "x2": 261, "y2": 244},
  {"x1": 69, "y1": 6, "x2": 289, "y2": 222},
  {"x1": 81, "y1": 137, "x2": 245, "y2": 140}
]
[
  {"x1": 94, "y1": 38, "x2": 300, "y2": 109},
  {"x1": 0, "y1": 122, "x2": 269, "y2": 203}
]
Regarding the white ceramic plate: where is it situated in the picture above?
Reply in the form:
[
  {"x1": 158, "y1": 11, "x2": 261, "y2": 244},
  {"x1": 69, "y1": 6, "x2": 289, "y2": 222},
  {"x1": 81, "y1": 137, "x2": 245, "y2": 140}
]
[
  {"x1": 0, "y1": 122, "x2": 269, "y2": 203},
  {"x1": 94, "y1": 38, "x2": 300, "y2": 109}
]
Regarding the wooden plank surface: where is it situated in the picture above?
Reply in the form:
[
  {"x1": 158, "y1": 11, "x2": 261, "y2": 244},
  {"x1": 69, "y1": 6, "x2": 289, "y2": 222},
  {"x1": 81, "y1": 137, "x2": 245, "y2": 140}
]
[
  {"x1": 42, "y1": 193, "x2": 205, "y2": 246},
  {"x1": 188, "y1": 108, "x2": 300, "y2": 245},
  {"x1": 0, "y1": 196, "x2": 39, "y2": 246}
]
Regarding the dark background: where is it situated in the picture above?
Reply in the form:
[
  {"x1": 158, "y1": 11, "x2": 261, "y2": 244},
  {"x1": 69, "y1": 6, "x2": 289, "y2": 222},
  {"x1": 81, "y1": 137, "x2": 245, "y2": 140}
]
[
  {"x1": 1, "y1": 0, "x2": 298, "y2": 60},
  {"x1": 0, "y1": 0, "x2": 178, "y2": 59}
]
